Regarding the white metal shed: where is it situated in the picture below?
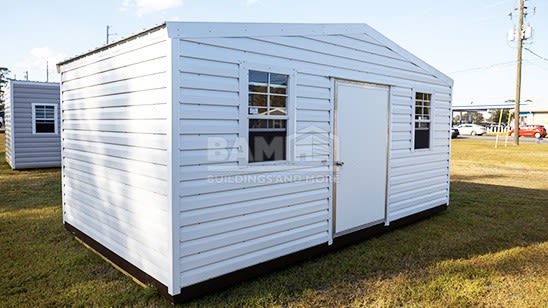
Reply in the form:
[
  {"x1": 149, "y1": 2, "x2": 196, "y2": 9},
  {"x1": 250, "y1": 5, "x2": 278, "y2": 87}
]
[
  {"x1": 57, "y1": 22, "x2": 453, "y2": 302},
  {"x1": 4, "y1": 80, "x2": 61, "y2": 169}
]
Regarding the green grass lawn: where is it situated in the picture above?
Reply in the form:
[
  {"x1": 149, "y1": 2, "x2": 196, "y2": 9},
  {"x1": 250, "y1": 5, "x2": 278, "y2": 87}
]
[{"x1": 1, "y1": 134, "x2": 547, "y2": 307}]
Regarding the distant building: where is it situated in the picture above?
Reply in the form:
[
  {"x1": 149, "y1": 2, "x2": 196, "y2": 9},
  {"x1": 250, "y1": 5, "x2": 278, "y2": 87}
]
[
  {"x1": 451, "y1": 103, "x2": 515, "y2": 125},
  {"x1": 4, "y1": 79, "x2": 61, "y2": 169},
  {"x1": 520, "y1": 102, "x2": 548, "y2": 126},
  {"x1": 452, "y1": 101, "x2": 548, "y2": 127}
]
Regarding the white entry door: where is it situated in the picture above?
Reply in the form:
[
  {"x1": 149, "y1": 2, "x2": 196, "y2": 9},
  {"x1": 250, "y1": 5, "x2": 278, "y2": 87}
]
[{"x1": 334, "y1": 80, "x2": 389, "y2": 236}]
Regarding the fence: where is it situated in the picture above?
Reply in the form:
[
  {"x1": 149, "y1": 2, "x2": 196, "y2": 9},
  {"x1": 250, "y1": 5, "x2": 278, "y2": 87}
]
[{"x1": 486, "y1": 126, "x2": 509, "y2": 133}]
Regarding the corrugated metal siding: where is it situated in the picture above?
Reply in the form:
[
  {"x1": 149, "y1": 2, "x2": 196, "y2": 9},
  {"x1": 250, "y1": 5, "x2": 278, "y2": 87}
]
[
  {"x1": 176, "y1": 32, "x2": 451, "y2": 288},
  {"x1": 387, "y1": 87, "x2": 451, "y2": 221},
  {"x1": 59, "y1": 29, "x2": 172, "y2": 286},
  {"x1": 4, "y1": 82, "x2": 14, "y2": 168},
  {"x1": 7, "y1": 81, "x2": 61, "y2": 169},
  {"x1": 56, "y1": 23, "x2": 451, "y2": 295}
]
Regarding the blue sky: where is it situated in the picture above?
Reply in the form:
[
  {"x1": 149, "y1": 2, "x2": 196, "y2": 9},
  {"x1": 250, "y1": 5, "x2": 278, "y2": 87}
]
[{"x1": 2, "y1": 0, "x2": 547, "y2": 105}]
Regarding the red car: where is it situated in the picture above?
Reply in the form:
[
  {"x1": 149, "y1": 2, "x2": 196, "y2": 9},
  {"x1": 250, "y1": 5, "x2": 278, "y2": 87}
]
[{"x1": 508, "y1": 125, "x2": 547, "y2": 138}]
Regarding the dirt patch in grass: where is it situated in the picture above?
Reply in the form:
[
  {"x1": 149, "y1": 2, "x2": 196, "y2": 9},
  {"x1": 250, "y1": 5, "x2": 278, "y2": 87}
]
[{"x1": 1, "y1": 135, "x2": 546, "y2": 307}]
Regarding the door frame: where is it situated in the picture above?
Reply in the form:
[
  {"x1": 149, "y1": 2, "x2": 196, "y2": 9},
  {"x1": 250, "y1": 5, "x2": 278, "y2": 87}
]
[{"x1": 332, "y1": 79, "x2": 391, "y2": 238}]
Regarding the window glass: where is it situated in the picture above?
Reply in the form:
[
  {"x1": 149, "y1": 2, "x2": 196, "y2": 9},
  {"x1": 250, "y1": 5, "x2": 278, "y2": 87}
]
[
  {"x1": 249, "y1": 119, "x2": 268, "y2": 129},
  {"x1": 249, "y1": 84, "x2": 267, "y2": 93},
  {"x1": 270, "y1": 95, "x2": 286, "y2": 108},
  {"x1": 269, "y1": 96, "x2": 287, "y2": 115},
  {"x1": 414, "y1": 92, "x2": 431, "y2": 149},
  {"x1": 270, "y1": 73, "x2": 288, "y2": 86},
  {"x1": 249, "y1": 71, "x2": 268, "y2": 93},
  {"x1": 249, "y1": 119, "x2": 287, "y2": 129},
  {"x1": 249, "y1": 131, "x2": 286, "y2": 162},
  {"x1": 248, "y1": 70, "x2": 289, "y2": 163},
  {"x1": 269, "y1": 73, "x2": 288, "y2": 95},
  {"x1": 248, "y1": 94, "x2": 268, "y2": 115},
  {"x1": 249, "y1": 70, "x2": 268, "y2": 84},
  {"x1": 34, "y1": 105, "x2": 56, "y2": 134}
]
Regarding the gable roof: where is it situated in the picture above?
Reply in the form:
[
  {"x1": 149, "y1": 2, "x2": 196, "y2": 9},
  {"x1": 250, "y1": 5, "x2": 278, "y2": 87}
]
[
  {"x1": 8, "y1": 79, "x2": 60, "y2": 87},
  {"x1": 57, "y1": 22, "x2": 452, "y2": 86}
]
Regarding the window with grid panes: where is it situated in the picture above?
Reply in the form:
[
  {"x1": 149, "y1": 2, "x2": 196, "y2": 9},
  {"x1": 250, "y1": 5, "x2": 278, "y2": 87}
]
[
  {"x1": 248, "y1": 70, "x2": 288, "y2": 162},
  {"x1": 414, "y1": 92, "x2": 431, "y2": 149},
  {"x1": 33, "y1": 104, "x2": 56, "y2": 134}
]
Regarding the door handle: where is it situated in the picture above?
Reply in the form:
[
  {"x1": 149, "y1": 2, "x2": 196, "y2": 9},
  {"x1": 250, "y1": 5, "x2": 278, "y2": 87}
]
[{"x1": 335, "y1": 160, "x2": 344, "y2": 166}]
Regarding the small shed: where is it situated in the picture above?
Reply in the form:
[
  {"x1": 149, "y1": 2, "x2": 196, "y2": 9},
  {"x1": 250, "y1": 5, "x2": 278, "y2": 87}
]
[
  {"x1": 4, "y1": 80, "x2": 61, "y2": 169},
  {"x1": 521, "y1": 102, "x2": 548, "y2": 126},
  {"x1": 57, "y1": 22, "x2": 453, "y2": 302}
]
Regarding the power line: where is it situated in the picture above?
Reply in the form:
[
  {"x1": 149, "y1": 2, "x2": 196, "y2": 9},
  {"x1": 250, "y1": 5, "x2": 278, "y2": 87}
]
[
  {"x1": 524, "y1": 59, "x2": 548, "y2": 71},
  {"x1": 524, "y1": 47, "x2": 548, "y2": 62},
  {"x1": 448, "y1": 61, "x2": 516, "y2": 74},
  {"x1": 448, "y1": 50, "x2": 545, "y2": 75}
]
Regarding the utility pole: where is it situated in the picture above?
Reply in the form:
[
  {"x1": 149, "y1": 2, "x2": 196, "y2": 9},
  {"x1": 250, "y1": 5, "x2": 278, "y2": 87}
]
[
  {"x1": 513, "y1": 0, "x2": 525, "y2": 145},
  {"x1": 46, "y1": 61, "x2": 49, "y2": 82},
  {"x1": 106, "y1": 25, "x2": 117, "y2": 44}
]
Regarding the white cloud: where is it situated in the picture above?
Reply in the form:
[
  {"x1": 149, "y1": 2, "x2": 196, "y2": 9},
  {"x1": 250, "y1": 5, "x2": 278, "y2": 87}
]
[
  {"x1": 121, "y1": 0, "x2": 183, "y2": 16},
  {"x1": 120, "y1": 0, "x2": 131, "y2": 11},
  {"x1": 246, "y1": 0, "x2": 259, "y2": 5},
  {"x1": 13, "y1": 47, "x2": 66, "y2": 82}
]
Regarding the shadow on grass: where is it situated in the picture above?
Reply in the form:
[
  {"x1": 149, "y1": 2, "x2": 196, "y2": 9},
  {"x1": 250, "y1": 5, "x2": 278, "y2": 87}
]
[
  {"x1": 185, "y1": 181, "x2": 547, "y2": 307},
  {"x1": 0, "y1": 151, "x2": 61, "y2": 212},
  {"x1": 1, "y1": 147, "x2": 546, "y2": 307},
  {"x1": 452, "y1": 174, "x2": 510, "y2": 181},
  {"x1": 0, "y1": 201, "x2": 159, "y2": 307}
]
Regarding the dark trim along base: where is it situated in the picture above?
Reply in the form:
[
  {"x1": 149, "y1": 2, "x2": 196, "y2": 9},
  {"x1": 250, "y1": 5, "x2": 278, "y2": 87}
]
[
  {"x1": 65, "y1": 204, "x2": 447, "y2": 304},
  {"x1": 64, "y1": 223, "x2": 171, "y2": 299}
]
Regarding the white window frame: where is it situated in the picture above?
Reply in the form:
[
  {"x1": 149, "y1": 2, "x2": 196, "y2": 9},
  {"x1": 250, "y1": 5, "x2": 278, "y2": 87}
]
[
  {"x1": 239, "y1": 62, "x2": 296, "y2": 165},
  {"x1": 32, "y1": 103, "x2": 58, "y2": 135},
  {"x1": 412, "y1": 90, "x2": 433, "y2": 151}
]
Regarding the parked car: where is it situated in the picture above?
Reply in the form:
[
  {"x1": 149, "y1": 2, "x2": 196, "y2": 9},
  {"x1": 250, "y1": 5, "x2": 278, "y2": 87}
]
[
  {"x1": 479, "y1": 121, "x2": 496, "y2": 128},
  {"x1": 457, "y1": 124, "x2": 487, "y2": 136},
  {"x1": 508, "y1": 125, "x2": 547, "y2": 138},
  {"x1": 451, "y1": 127, "x2": 459, "y2": 139}
]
